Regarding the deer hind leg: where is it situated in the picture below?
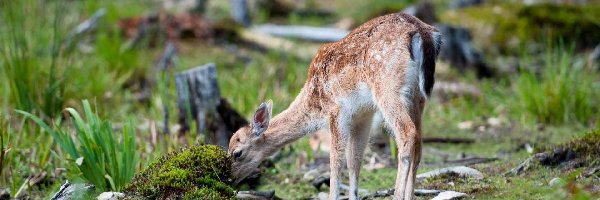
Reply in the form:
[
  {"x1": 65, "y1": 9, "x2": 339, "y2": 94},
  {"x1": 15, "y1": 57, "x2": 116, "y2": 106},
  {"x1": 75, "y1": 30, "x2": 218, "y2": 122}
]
[
  {"x1": 374, "y1": 91, "x2": 423, "y2": 200},
  {"x1": 346, "y1": 112, "x2": 374, "y2": 200}
]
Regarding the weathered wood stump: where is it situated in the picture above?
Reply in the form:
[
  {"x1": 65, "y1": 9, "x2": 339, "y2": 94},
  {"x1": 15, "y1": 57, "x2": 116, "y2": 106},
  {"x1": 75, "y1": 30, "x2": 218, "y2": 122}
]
[
  {"x1": 231, "y1": 0, "x2": 251, "y2": 27},
  {"x1": 175, "y1": 63, "x2": 247, "y2": 149}
]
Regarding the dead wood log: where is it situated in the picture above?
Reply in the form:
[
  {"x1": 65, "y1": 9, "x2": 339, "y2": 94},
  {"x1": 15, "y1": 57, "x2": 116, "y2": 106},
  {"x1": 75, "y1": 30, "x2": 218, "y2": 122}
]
[
  {"x1": 422, "y1": 137, "x2": 475, "y2": 144},
  {"x1": 360, "y1": 188, "x2": 448, "y2": 199},
  {"x1": 231, "y1": 0, "x2": 251, "y2": 27},
  {"x1": 251, "y1": 24, "x2": 349, "y2": 42},
  {"x1": 176, "y1": 63, "x2": 248, "y2": 149},
  {"x1": 49, "y1": 181, "x2": 94, "y2": 200},
  {"x1": 444, "y1": 157, "x2": 498, "y2": 166}
]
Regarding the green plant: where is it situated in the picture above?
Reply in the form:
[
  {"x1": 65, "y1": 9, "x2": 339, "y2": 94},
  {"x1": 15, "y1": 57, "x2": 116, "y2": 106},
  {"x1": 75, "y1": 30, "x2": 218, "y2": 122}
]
[
  {"x1": 18, "y1": 100, "x2": 139, "y2": 191},
  {"x1": 513, "y1": 46, "x2": 598, "y2": 125}
]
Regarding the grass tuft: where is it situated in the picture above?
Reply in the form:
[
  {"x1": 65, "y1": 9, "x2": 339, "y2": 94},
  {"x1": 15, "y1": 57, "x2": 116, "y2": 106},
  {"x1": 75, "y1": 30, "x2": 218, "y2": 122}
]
[
  {"x1": 513, "y1": 46, "x2": 598, "y2": 125},
  {"x1": 18, "y1": 100, "x2": 139, "y2": 191}
]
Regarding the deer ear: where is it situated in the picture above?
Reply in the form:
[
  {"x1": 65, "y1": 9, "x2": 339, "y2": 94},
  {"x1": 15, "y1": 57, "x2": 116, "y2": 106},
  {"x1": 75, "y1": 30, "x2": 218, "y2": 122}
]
[{"x1": 252, "y1": 100, "x2": 272, "y2": 137}]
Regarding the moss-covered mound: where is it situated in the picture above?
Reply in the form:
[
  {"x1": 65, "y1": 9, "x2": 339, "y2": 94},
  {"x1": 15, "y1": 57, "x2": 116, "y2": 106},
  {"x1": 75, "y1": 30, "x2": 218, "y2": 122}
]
[
  {"x1": 536, "y1": 128, "x2": 600, "y2": 167},
  {"x1": 124, "y1": 145, "x2": 235, "y2": 199},
  {"x1": 442, "y1": 3, "x2": 600, "y2": 53}
]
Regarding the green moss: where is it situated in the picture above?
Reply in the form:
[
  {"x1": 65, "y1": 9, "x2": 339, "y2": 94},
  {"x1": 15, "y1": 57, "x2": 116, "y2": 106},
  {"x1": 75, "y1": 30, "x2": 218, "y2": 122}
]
[
  {"x1": 441, "y1": 3, "x2": 600, "y2": 53},
  {"x1": 124, "y1": 145, "x2": 235, "y2": 199}
]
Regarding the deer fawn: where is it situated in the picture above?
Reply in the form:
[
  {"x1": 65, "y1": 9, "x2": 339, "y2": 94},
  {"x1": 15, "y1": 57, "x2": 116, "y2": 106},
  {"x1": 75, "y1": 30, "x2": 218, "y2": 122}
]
[{"x1": 228, "y1": 13, "x2": 442, "y2": 200}]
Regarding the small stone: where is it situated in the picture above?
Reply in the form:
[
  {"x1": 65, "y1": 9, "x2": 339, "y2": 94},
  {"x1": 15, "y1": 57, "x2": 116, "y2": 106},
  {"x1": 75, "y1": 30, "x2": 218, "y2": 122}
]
[
  {"x1": 487, "y1": 117, "x2": 502, "y2": 127},
  {"x1": 549, "y1": 177, "x2": 563, "y2": 186},
  {"x1": 97, "y1": 192, "x2": 124, "y2": 200},
  {"x1": 524, "y1": 143, "x2": 534, "y2": 154},
  {"x1": 457, "y1": 121, "x2": 473, "y2": 130},
  {"x1": 431, "y1": 191, "x2": 468, "y2": 200}
]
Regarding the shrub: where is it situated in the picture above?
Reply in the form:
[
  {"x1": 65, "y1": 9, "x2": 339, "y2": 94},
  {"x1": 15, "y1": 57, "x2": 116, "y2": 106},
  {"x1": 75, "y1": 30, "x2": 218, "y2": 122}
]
[
  {"x1": 124, "y1": 145, "x2": 234, "y2": 199},
  {"x1": 18, "y1": 100, "x2": 139, "y2": 191}
]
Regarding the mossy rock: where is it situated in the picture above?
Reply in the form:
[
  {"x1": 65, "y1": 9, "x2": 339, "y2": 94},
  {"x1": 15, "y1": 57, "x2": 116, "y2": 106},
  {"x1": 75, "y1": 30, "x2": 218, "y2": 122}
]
[
  {"x1": 441, "y1": 3, "x2": 600, "y2": 54},
  {"x1": 124, "y1": 145, "x2": 235, "y2": 199},
  {"x1": 536, "y1": 128, "x2": 600, "y2": 167}
]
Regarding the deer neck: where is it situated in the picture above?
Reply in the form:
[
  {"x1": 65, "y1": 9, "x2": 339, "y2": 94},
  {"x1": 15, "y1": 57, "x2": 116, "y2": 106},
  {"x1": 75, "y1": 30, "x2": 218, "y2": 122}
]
[{"x1": 263, "y1": 89, "x2": 323, "y2": 150}]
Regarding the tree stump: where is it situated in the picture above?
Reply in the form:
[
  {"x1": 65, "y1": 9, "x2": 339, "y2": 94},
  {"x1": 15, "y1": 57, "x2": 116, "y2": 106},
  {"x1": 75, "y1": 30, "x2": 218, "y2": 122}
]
[
  {"x1": 176, "y1": 63, "x2": 248, "y2": 149},
  {"x1": 231, "y1": 0, "x2": 251, "y2": 27}
]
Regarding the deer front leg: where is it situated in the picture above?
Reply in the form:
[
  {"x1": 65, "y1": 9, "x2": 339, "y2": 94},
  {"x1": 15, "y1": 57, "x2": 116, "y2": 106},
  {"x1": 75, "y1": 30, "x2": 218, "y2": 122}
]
[{"x1": 329, "y1": 114, "x2": 344, "y2": 200}]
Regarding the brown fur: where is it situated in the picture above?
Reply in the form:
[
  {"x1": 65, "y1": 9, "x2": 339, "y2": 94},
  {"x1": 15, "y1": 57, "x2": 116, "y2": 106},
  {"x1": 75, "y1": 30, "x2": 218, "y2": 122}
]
[{"x1": 229, "y1": 13, "x2": 439, "y2": 200}]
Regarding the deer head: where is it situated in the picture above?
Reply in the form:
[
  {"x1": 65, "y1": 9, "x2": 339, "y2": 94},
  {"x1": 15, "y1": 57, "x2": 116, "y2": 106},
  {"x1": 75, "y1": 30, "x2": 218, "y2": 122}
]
[{"x1": 228, "y1": 100, "x2": 273, "y2": 184}]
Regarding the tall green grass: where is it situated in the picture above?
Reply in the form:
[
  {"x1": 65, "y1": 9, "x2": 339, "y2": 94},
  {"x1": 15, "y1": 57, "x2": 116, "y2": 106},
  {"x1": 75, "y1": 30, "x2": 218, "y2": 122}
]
[
  {"x1": 513, "y1": 47, "x2": 598, "y2": 125},
  {"x1": 0, "y1": 0, "x2": 68, "y2": 118},
  {"x1": 18, "y1": 100, "x2": 139, "y2": 191}
]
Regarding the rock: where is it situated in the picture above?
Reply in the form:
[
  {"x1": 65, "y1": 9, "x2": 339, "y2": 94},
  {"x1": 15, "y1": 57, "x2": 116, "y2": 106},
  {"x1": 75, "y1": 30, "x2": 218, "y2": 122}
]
[
  {"x1": 431, "y1": 191, "x2": 468, "y2": 200},
  {"x1": 96, "y1": 192, "x2": 124, "y2": 200},
  {"x1": 0, "y1": 189, "x2": 9, "y2": 200},
  {"x1": 417, "y1": 166, "x2": 484, "y2": 181}
]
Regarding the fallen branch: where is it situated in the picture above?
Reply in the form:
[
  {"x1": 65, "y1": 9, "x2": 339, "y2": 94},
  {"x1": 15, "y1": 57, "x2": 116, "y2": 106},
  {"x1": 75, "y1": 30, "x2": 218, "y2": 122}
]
[
  {"x1": 50, "y1": 180, "x2": 94, "y2": 200},
  {"x1": 251, "y1": 24, "x2": 349, "y2": 42},
  {"x1": 360, "y1": 188, "x2": 463, "y2": 199},
  {"x1": 416, "y1": 166, "x2": 484, "y2": 181},
  {"x1": 236, "y1": 190, "x2": 280, "y2": 200},
  {"x1": 444, "y1": 157, "x2": 498, "y2": 166},
  {"x1": 64, "y1": 8, "x2": 107, "y2": 49},
  {"x1": 423, "y1": 137, "x2": 475, "y2": 144}
]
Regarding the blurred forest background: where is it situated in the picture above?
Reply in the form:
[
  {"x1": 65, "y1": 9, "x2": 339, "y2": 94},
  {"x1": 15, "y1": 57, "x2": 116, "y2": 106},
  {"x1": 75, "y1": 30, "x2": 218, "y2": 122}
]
[{"x1": 0, "y1": 0, "x2": 599, "y2": 199}]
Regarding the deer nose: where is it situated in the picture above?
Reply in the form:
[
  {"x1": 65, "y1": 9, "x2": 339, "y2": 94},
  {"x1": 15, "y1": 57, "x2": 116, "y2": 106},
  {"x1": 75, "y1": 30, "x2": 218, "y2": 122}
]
[{"x1": 233, "y1": 150, "x2": 243, "y2": 161}]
